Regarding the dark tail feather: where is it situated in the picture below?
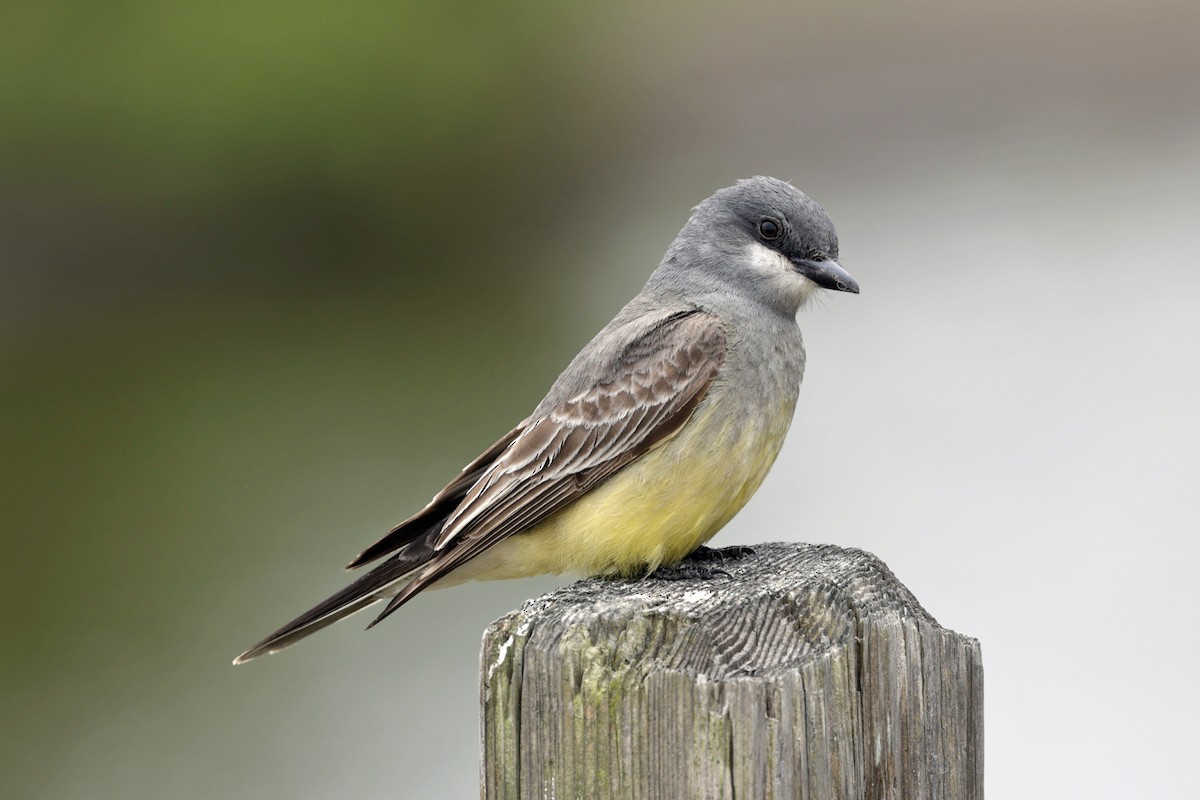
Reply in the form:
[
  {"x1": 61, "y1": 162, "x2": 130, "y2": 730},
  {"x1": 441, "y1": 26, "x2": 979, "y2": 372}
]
[
  {"x1": 232, "y1": 595, "x2": 380, "y2": 664},
  {"x1": 236, "y1": 423, "x2": 529, "y2": 663},
  {"x1": 344, "y1": 422, "x2": 526, "y2": 570},
  {"x1": 345, "y1": 513, "x2": 448, "y2": 571},
  {"x1": 234, "y1": 551, "x2": 426, "y2": 664}
]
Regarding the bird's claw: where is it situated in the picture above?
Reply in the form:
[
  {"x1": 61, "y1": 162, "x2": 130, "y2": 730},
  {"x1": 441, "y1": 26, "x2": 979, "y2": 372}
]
[
  {"x1": 685, "y1": 544, "x2": 756, "y2": 563},
  {"x1": 646, "y1": 562, "x2": 733, "y2": 581}
]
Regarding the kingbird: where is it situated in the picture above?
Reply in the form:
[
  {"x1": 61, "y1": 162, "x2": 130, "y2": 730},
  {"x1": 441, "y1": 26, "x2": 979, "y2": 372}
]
[{"x1": 234, "y1": 176, "x2": 858, "y2": 664}]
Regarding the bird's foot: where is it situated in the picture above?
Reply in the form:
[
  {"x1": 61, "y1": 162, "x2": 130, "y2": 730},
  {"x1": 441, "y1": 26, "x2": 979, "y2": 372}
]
[
  {"x1": 685, "y1": 544, "x2": 756, "y2": 563},
  {"x1": 646, "y1": 562, "x2": 732, "y2": 581}
]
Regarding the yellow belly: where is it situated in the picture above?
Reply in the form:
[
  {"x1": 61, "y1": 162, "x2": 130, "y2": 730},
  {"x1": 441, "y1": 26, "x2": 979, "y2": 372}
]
[{"x1": 453, "y1": 392, "x2": 796, "y2": 582}]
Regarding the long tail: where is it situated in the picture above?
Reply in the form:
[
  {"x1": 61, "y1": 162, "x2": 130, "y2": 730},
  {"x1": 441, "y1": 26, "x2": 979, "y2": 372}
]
[
  {"x1": 233, "y1": 538, "x2": 435, "y2": 664},
  {"x1": 235, "y1": 424, "x2": 527, "y2": 664}
]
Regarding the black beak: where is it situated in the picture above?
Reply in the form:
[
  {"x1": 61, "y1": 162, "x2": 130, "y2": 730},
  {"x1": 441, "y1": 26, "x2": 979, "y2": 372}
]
[{"x1": 790, "y1": 258, "x2": 860, "y2": 294}]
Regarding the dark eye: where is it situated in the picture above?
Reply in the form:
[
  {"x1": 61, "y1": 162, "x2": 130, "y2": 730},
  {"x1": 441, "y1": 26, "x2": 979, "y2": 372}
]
[{"x1": 758, "y1": 218, "x2": 782, "y2": 240}]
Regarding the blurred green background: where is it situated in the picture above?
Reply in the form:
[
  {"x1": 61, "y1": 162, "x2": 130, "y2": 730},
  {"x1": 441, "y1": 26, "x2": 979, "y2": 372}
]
[{"x1": 3, "y1": 2, "x2": 1198, "y2": 797}]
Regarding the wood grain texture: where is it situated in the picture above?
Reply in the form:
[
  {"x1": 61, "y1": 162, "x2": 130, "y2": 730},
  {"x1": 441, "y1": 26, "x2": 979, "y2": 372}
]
[{"x1": 480, "y1": 542, "x2": 983, "y2": 800}]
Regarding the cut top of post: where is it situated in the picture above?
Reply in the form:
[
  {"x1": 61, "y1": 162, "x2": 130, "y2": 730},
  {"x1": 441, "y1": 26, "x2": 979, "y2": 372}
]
[{"x1": 484, "y1": 542, "x2": 936, "y2": 683}]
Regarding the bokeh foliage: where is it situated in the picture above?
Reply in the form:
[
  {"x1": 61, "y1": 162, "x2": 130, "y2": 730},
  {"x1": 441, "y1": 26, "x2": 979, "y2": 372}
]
[{"x1": 1, "y1": 1, "x2": 610, "y2": 313}]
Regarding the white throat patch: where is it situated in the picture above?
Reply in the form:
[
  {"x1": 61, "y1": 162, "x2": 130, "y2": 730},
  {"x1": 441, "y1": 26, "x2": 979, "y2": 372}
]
[{"x1": 743, "y1": 241, "x2": 820, "y2": 309}]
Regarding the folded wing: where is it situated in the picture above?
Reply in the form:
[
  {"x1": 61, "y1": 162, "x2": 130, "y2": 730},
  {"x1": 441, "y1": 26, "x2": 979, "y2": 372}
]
[{"x1": 367, "y1": 309, "x2": 727, "y2": 625}]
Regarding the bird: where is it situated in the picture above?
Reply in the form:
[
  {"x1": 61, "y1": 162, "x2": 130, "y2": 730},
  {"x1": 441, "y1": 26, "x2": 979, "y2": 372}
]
[{"x1": 233, "y1": 176, "x2": 859, "y2": 664}]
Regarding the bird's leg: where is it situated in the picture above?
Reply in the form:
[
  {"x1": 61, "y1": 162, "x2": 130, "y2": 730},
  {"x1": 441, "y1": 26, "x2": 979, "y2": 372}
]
[{"x1": 684, "y1": 544, "x2": 756, "y2": 563}]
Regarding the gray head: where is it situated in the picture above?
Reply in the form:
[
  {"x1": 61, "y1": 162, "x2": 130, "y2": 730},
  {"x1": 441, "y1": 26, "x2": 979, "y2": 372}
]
[{"x1": 649, "y1": 176, "x2": 859, "y2": 316}]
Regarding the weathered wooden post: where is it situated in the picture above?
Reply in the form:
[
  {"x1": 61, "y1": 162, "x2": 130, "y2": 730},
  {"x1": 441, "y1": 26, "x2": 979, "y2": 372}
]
[{"x1": 480, "y1": 542, "x2": 983, "y2": 800}]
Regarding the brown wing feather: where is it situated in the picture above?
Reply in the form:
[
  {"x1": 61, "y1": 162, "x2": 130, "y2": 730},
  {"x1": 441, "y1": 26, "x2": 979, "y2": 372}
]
[{"x1": 366, "y1": 310, "x2": 727, "y2": 625}]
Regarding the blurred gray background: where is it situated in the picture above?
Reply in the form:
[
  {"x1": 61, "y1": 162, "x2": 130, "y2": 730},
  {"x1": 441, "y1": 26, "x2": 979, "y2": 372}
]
[{"x1": 2, "y1": 1, "x2": 1197, "y2": 797}]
